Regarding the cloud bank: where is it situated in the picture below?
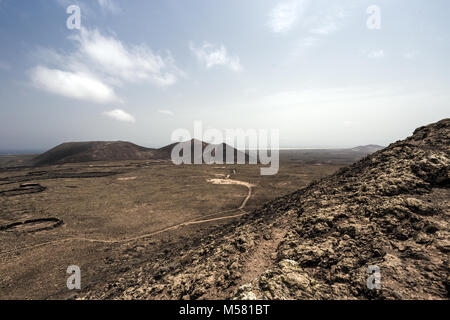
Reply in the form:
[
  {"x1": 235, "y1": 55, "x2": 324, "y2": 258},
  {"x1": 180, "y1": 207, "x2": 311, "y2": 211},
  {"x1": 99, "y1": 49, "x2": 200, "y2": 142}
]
[
  {"x1": 30, "y1": 28, "x2": 184, "y2": 104},
  {"x1": 30, "y1": 66, "x2": 119, "y2": 104}
]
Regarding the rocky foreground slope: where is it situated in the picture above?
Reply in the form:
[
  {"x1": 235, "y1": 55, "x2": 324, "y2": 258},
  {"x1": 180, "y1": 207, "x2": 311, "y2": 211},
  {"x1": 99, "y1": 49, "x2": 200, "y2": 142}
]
[{"x1": 83, "y1": 119, "x2": 449, "y2": 300}]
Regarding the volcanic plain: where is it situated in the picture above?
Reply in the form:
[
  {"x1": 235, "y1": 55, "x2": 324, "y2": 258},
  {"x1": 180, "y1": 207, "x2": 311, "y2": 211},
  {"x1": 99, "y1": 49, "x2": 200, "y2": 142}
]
[{"x1": 0, "y1": 150, "x2": 363, "y2": 299}]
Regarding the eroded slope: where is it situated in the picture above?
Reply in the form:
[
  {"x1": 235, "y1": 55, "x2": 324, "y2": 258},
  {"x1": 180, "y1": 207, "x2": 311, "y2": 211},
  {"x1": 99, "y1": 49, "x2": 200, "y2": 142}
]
[{"x1": 82, "y1": 119, "x2": 449, "y2": 300}]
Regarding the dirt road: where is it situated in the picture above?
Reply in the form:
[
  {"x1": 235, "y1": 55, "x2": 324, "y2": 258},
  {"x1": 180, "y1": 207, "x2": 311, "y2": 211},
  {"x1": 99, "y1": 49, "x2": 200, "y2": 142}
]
[{"x1": 0, "y1": 177, "x2": 254, "y2": 255}]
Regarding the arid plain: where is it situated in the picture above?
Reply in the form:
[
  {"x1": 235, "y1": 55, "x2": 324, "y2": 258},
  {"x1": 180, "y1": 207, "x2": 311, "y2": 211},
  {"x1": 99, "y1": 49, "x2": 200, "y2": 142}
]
[{"x1": 0, "y1": 151, "x2": 360, "y2": 299}]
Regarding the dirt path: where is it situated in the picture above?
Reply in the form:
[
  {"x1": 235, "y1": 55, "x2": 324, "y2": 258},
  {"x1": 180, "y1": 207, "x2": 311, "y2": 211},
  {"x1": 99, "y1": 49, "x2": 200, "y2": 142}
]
[
  {"x1": 0, "y1": 178, "x2": 254, "y2": 256},
  {"x1": 239, "y1": 227, "x2": 287, "y2": 285},
  {"x1": 207, "y1": 178, "x2": 254, "y2": 210}
]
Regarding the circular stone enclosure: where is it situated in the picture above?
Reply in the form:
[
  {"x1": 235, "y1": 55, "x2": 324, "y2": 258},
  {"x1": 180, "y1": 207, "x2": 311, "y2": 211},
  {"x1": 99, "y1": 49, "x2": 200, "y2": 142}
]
[{"x1": 0, "y1": 218, "x2": 63, "y2": 233}]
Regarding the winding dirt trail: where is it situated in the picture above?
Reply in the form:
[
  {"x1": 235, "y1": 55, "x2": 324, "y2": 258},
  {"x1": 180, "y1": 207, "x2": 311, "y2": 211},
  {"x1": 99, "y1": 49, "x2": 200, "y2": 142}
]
[
  {"x1": 0, "y1": 178, "x2": 254, "y2": 256},
  {"x1": 207, "y1": 178, "x2": 254, "y2": 210}
]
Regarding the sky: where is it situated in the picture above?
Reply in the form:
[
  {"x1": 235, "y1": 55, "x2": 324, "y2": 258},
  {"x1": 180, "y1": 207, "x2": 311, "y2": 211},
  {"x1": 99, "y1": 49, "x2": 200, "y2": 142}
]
[{"x1": 0, "y1": 0, "x2": 449, "y2": 151}]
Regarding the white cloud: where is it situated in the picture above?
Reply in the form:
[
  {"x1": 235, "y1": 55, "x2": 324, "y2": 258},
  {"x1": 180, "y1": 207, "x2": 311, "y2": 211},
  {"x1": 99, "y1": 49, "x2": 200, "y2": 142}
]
[
  {"x1": 30, "y1": 28, "x2": 183, "y2": 103},
  {"x1": 268, "y1": 0, "x2": 305, "y2": 33},
  {"x1": 103, "y1": 109, "x2": 136, "y2": 123},
  {"x1": 158, "y1": 109, "x2": 174, "y2": 116},
  {"x1": 30, "y1": 66, "x2": 119, "y2": 104},
  {"x1": 368, "y1": 49, "x2": 385, "y2": 59},
  {"x1": 76, "y1": 28, "x2": 182, "y2": 86},
  {"x1": 189, "y1": 42, "x2": 242, "y2": 72},
  {"x1": 97, "y1": 0, "x2": 121, "y2": 14}
]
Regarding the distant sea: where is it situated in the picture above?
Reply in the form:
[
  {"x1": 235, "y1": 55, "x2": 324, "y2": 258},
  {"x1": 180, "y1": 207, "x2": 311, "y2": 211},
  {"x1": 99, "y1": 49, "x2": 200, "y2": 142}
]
[{"x1": 0, "y1": 149, "x2": 43, "y2": 155}]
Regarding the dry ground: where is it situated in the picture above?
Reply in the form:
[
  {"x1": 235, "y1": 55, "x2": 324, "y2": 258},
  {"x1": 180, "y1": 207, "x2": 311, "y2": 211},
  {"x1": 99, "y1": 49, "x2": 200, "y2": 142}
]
[{"x1": 0, "y1": 159, "x2": 342, "y2": 299}]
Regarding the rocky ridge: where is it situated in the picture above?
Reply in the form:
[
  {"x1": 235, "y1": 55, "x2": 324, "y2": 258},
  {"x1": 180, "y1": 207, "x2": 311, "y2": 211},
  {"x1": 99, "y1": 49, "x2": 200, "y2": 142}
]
[{"x1": 82, "y1": 119, "x2": 449, "y2": 300}]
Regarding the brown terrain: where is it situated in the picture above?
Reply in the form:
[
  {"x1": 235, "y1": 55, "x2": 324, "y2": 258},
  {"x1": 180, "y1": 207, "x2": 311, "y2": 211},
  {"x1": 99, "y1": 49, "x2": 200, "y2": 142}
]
[
  {"x1": 0, "y1": 145, "x2": 343, "y2": 299},
  {"x1": 0, "y1": 120, "x2": 447, "y2": 300},
  {"x1": 78, "y1": 119, "x2": 449, "y2": 300}
]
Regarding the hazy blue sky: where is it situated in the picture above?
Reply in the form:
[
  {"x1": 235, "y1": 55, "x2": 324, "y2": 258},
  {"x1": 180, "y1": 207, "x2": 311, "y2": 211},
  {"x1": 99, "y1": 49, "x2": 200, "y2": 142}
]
[{"x1": 0, "y1": 0, "x2": 449, "y2": 151}]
